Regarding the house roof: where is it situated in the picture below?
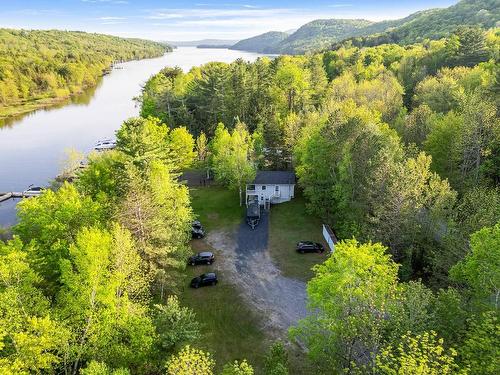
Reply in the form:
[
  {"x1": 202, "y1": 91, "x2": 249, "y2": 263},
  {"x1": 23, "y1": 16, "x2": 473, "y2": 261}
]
[{"x1": 252, "y1": 171, "x2": 296, "y2": 185}]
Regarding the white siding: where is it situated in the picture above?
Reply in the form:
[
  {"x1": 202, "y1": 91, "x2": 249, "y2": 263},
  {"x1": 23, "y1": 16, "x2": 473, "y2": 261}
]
[{"x1": 247, "y1": 183, "x2": 295, "y2": 205}]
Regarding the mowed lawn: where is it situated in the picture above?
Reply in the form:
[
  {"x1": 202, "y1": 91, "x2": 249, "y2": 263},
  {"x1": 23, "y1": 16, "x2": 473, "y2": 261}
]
[
  {"x1": 268, "y1": 191, "x2": 329, "y2": 281},
  {"x1": 180, "y1": 186, "x2": 267, "y2": 371},
  {"x1": 179, "y1": 250, "x2": 267, "y2": 372},
  {"x1": 189, "y1": 185, "x2": 244, "y2": 231}
]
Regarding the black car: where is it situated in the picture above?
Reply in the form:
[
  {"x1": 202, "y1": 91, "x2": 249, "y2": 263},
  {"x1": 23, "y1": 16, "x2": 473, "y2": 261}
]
[
  {"x1": 296, "y1": 241, "x2": 324, "y2": 254},
  {"x1": 188, "y1": 252, "x2": 215, "y2": 266},
  {"x1": 191, "y1": 220, "x2": 205, "y2": 239},
  {"x1": 190, "y1": 272, "x2": 218, "y2": 288}
]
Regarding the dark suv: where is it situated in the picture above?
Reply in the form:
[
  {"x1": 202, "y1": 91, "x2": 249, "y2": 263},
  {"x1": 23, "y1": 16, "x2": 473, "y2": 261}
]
[
  {"x1": 188, "y1": 252, "x2": 215, "y2": 266},
  {"x1": 190, "y1": 272, "x2": 218, "y2": 288},
  {"x1": 191, "y1": 220, "x2": 205, "y2": 239},
  {"x1": 296, "y1": 241, "x2": 324, "y2": 253}
]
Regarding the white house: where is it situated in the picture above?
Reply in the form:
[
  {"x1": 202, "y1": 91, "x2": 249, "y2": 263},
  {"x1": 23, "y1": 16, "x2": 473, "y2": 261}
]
[{"x1": 246, "y1": 171, "x2": 296, "y2": 208}]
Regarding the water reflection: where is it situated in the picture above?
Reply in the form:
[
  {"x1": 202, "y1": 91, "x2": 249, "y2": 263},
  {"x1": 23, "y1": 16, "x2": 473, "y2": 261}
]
[
  {"x1": 0, "y1": 47, "x2": 266, "y2": 226},
  {"x1": 0, "y1": 81, "x2": 101, "y2": 128}
]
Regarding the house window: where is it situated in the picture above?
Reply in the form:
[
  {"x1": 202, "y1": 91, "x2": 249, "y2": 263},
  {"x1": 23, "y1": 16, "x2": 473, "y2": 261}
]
[
  {"x1": 261, "y1": 185, "x2": 266, "y2": 190},
  {"x1": 247, "y1": 185, "x2": 255, "y2": 191},
  {"x1": 275, "y1": 185, "x2": 279, "y2": 192}
]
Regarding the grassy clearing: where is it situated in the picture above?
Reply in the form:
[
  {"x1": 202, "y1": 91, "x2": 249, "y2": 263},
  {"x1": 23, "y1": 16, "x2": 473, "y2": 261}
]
[
  {"x1": 268, "y1": 191, "x2": 328, "y2": 281},
  {"x1": 189, "y1": 185, "x2": 244, "y2": 231}
]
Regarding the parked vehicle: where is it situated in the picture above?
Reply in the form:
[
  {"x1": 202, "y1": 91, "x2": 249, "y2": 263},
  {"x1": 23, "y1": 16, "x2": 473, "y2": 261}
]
[
  {"x1": 246, "y1": 201, "x2": 260, "y2": 229},
  {"x1": 22, "y1": 185, "x2": 44, "y2": 197},
  {"x1": 191, "y1": 220, "x2": 205, "y2": 239},
  {"x1": 188, "y1": 252, "x2": 215, "y2": 266},
  {"x1": 296, "y1": 241, "x2": 324, "y2": 254},
  {"x1": 190, "y1": 272, "x2": 218, "y2": 288}
]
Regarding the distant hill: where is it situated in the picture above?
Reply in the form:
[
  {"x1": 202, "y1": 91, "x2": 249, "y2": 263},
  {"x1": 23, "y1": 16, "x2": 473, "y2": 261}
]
[
  {"x1": 231, "y1": 0, "x2": 500, "y2": 55},
  {"x1": 275, "y1": 19, "x2": 374, "y2": 54},
  {"x1": 334, "y1": 0, "x2": 500, "y2": 49},
  {"x1": 197, "y1": 44, "x2": 234, "y2": 49},
  {"x1": 230, "y1": 31, "x2": 289, "y2": 53},
  {"x1": 167, "y1": 39, "x2": 239, "y2": 47}
]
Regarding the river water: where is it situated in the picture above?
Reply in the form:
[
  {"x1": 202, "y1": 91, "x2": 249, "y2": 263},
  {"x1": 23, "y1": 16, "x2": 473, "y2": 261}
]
[{"x1": 0, "y1": 47, "x2": 265, "y2": 227}]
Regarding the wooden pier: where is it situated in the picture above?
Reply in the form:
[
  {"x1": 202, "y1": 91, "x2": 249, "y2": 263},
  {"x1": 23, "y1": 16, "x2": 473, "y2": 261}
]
[{"x1": 0, "y1": 192, "x2": 41, "y2": 203}]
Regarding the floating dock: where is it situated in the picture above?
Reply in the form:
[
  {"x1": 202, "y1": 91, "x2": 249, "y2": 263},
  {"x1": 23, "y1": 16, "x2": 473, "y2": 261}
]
[{"x1": 0, "y1": 192, "x2": 41, "y2": 202}]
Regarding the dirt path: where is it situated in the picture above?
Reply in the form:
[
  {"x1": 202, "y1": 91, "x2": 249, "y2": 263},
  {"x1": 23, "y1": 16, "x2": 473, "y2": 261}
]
[{"x1": 206, "y1": 212, "x2": 308, "y2": 334}]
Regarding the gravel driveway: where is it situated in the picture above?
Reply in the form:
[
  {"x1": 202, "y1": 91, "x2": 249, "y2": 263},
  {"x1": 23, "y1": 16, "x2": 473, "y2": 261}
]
[{"x1": 207, "y1": 212, "x2": 308, "y2": 334}]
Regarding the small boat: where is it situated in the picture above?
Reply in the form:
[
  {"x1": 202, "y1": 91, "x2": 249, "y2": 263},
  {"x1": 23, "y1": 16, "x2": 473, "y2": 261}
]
[
  {"x1": 94, "y1": 139, "x2": 116, "y2": 151},
  {"x1": 22, "y1": 185, "x2": 44, "y2": 197}
]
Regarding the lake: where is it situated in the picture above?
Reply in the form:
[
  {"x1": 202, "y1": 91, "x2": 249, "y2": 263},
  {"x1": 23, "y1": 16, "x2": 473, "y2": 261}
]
[{"x1": 0, "y1": 47, "x2": 266, "y2": 227}]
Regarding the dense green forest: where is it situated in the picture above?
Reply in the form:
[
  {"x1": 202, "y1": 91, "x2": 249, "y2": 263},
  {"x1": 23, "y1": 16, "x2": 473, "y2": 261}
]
[
  {"x1": 233, "y1": 0, "x2": 500, "y2": 54},
  {"x1": 136, "y1": 26, "x2": 499, "y2": 373},
  {"x1": 0, "y1": 29, "x2": 169, "y2": 118},
  {"x1": 0, "y1": 24, "x2": 499, "y2": 375}
]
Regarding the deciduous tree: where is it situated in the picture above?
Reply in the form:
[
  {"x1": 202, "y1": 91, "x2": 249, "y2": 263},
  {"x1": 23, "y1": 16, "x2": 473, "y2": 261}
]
[
  {"x1": 165, "y1": 346, "x2": 215, "y2": 375},
  {"x1": 375, "y1": 331, "x2": 465, "y2": 375},
  {"x1": 211, "y1": 122, "x2": 256, "y2": 206},
  {"x1": 291, "y1": 239, "x2": 399, "y2": 373}
]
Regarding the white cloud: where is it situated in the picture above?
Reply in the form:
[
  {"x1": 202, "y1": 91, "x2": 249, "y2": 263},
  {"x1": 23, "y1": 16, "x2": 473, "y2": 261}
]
[
  {"x1": 145, "y1": 8, "x2": 298, "y2": 20},
  {"x1": 97, "y1": 16, "x2": 127, "y2": 20},
  {"x1": 4, "y1": 1, "x2": 432, "y2": 42},
  {"x1": 138, "y1": 5, "x2": 391, "y2": 40},
  {"x1": 81, "y1": 0, "x2": 129, "y2": 4},
  {"x1": 328, "y1": 3, "x2": 353, "y2": 8}
]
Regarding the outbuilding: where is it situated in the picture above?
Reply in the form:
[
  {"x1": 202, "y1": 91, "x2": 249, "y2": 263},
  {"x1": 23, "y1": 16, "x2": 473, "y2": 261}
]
[{"x1": 246, "y1": 171, "x2": 296, "y2": 209}]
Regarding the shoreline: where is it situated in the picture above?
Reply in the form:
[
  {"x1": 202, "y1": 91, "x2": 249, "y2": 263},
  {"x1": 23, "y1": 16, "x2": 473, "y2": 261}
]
[{"x1": 0, "y1": 52, "x2": 170, "y2": 124}]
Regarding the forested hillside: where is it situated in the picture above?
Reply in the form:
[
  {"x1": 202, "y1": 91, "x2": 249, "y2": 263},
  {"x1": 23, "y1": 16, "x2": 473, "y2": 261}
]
[
  {"x1": 274, "y1": 19, "x2": 373, "y2": 54},
  {"x1": 0, "y1": 29, "x2": 169, "y2": 118},
  {"x1": 335, "y1": 0, "x2": 500, "y2": 48},
  {"x1": 233, "y1": 0, "x2": 499, "y2": 54},
  {"x1": 230, "y1": 31, "x2": 289, "y2": 53},
  {"x1": 136, "y1": 26, "x2": 500, "y2": 373}
]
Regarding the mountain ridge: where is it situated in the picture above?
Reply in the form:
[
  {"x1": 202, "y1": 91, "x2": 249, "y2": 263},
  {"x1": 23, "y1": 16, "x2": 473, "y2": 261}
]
[{"x1": 229, "y1": 0, "x2": 499, "y2": 54}]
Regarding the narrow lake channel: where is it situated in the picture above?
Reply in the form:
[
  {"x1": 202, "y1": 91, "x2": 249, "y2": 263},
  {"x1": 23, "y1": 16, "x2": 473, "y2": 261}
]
[{"x1": 0, "y1": 47, "x2": 265, "y2": 226}]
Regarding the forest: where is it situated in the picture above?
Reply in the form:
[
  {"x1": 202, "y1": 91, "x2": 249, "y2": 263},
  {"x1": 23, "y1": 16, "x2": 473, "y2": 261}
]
[
  {"x1": 0, "y1": 24, "x2": 499, "y2": 375},
  {"x1": 138, "y1": 25, "x2": 499, "y2": 373},
  {"x1": 0, "y1": 29, "x2": 169, "y2": 118}
]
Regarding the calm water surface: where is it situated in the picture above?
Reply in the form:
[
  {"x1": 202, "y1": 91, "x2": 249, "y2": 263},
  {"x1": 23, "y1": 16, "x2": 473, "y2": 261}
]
[{"x1": 0, "y1": 47, "x2": 265, "y2": 226}]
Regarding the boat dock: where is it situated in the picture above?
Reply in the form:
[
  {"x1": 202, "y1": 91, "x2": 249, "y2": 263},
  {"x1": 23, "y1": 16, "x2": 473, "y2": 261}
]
[{"x1": 0, "y1": 192, "x2": 41, "y2": 203}]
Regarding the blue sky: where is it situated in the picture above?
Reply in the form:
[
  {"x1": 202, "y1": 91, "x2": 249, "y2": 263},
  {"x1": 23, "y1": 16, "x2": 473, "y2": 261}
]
[{"x1": 1, "y1": 0, "x2": 458, "y2": 41}]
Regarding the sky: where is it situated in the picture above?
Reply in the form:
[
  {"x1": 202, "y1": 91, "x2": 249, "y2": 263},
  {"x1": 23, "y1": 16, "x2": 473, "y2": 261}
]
[{"x1": 1, "y1": 0, "x2": 458, "y2": 41}]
